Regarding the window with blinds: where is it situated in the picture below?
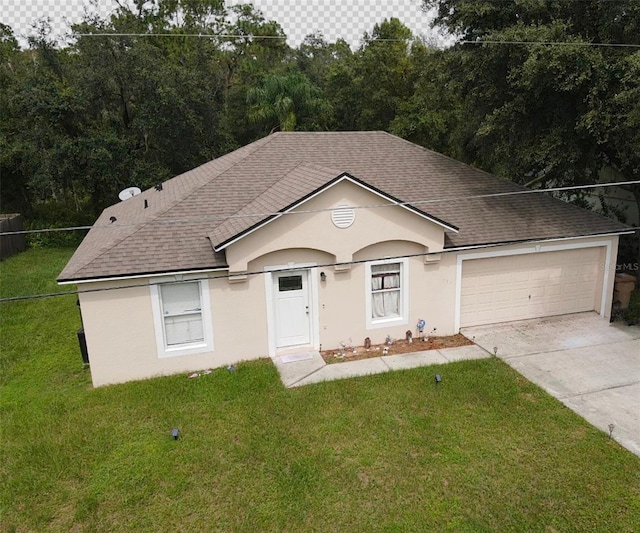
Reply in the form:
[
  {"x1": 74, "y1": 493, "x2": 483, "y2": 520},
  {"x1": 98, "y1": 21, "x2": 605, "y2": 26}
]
[{"x1": 160, "y1": 282, "x2": 204, "y2": 346}]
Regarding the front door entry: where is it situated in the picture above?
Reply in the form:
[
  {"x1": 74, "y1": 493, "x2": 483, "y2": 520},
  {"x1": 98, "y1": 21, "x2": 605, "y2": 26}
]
[{"x1": 274, "y1": 270, "x2": 311, "y2": 348}]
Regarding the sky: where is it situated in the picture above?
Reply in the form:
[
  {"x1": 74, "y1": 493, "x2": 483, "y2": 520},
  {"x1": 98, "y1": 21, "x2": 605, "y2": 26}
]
[{"x1": 0, "y1": 0, "x2": 441, "y2": 49}]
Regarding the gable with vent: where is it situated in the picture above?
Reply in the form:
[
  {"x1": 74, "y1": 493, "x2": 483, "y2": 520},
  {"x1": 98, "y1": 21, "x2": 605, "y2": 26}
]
[{"x1": 222, "y1": 175, "x2": 455, "y2": 275}]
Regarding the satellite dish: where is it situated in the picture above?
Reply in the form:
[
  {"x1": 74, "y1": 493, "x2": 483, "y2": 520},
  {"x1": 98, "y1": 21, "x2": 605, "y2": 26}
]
[{"x1": 118, "y1": 187, "x2": 142, "y2": 201}]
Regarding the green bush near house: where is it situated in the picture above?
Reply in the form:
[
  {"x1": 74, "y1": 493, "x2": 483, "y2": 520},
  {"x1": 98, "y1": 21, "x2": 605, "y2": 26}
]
[
  {"x1": 1, "y1": 248, "x2": 640, "y2": 532},
  {"x1": 623, "y1": 288, "x2": 640, "y2": 325}
]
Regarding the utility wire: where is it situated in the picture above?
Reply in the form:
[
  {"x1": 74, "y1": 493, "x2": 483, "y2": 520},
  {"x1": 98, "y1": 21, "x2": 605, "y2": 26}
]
[
  {"x1": 460, "y1": 39, "x2": 640, "y2": 48},
  {"x1": 2, "y1": 180, "x2": 639, "y2": 237},
  {"x1": 2, "y1": 233, "x2": 631, "y2": 304},
  {"x1": 72, "y1": 32, "x2": 287, "y2": 39},
  {"x1": 70, "y1": 32, "x2": 640, "y2": 48}
]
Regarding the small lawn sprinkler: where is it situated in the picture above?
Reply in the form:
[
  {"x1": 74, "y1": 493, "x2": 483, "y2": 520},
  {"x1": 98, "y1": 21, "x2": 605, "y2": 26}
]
[
  {"x1": 493, "y1": 346, "x2": 498, "y2": 356},
  {"x1": 226, "y1": 364, "x2": 236, "y2": 372},
  {"x1": 608, "y1": 423, "x2": 615, "y2": 438},
  {"x1": 171, "y1": 428, "x2": 180, "y2": 440},
  {"x1": 435, "y1": 374, "x2": 442, "y2": 385}
]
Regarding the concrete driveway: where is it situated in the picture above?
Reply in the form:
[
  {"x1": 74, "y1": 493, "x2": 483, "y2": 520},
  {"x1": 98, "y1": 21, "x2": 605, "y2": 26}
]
[{"x1": 462, "y1": 313, "x2": 640, "y2": 457}]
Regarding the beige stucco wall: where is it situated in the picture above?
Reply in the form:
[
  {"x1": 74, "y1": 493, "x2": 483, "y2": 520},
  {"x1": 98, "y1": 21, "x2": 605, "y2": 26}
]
[
  {"x1": 235, "y1": 180, "x2": 455, "y2": 351},
  {"x1": 78, "y1": 273, "x2": 271, "y2": 387},
  {"x1": 246, "y1": 244, "x2": 459, "y2": 352},
  {"x1": 77, "y1": 174, "x2": 620, "y2": 387}
]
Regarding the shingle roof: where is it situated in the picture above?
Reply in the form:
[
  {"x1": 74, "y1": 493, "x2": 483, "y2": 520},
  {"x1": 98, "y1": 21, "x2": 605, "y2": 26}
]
[{"x1": 58, "y1": 131, "x2": 630, "y2": 282}]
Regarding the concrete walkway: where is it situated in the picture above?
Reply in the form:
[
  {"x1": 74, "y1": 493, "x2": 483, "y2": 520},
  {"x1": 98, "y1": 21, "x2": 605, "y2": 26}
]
[
  {"x1": 272, "y1": 344, "x2": 490, "y2": 388},
  {"x1": 463, "y1": 313, "x2": 640, "y2": 457}
]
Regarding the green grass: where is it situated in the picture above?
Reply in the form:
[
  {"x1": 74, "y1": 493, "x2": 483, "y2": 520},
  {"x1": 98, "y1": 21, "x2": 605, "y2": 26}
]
[{"x1": 2, "y1": 248, "x2": 640, "y2": 532}]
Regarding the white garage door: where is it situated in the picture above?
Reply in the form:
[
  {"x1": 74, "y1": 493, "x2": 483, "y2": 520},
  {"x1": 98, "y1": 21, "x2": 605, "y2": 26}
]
[{"x1": 460, "y1": 247, "x2": 603, "y2": 327}]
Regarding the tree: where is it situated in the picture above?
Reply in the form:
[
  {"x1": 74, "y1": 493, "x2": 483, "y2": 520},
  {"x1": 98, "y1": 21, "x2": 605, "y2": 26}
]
[
  {"x1": 246, "y1": 72, "x2": 331, "y2": 132},
  {"x1": 420, "y1": 0, "x2": 640, "y2": 261},
  {"x1": 0, "y1": 24, "x2": 31, "y2": 215},
  {"x1": 352, "y1": 18, "x2": 415, "y2": 130},
  {"x1": 1, "y1": 0, "x2": 235, "y2": 227},
  {"x1": 0, "y1": 22, "x2": 87, "y2": 222},
  {"x1": 390, "y1": 43, "x2": 464, "y2": 157},
  {"x1": 67, "y1": 0, "x2": 232, "y2": 214},
  {"x1": 218, "y1": 3, "x2": 290, "y2": 144}
]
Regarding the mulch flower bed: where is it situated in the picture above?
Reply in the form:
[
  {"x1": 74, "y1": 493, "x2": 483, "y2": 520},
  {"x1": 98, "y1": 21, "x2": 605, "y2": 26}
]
[{"x1": 321, "y1": 334, "x2": 474, "y2": 364}]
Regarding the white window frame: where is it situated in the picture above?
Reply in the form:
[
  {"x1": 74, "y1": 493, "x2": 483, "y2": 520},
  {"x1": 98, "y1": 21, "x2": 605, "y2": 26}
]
[
  {"x1": 365, "y1": 258, "x2": 409, "y2": 329},
  {"x1": 150, "y1": 278, "x2": 214, "y2": 358}
]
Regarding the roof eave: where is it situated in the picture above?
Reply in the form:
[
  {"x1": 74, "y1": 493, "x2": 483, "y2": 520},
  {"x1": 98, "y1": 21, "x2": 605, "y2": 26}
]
[
  {"x1": 443, "y1": 229, "x2": 635, "y2": 252},
  {"x1": 57, "y1": 265, "x2": 230, "y2": 285}
]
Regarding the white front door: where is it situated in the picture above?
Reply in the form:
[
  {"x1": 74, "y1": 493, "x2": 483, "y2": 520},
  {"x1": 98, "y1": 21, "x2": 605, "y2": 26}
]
[{"x1": 274, "y1": 270, "x2": 311, "y2": 348}]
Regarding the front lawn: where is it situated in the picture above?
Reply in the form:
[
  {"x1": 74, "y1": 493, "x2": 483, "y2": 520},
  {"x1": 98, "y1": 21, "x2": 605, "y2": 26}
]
[{"x1": 1, "y1": 248, "x2": 639, "y2": 532}]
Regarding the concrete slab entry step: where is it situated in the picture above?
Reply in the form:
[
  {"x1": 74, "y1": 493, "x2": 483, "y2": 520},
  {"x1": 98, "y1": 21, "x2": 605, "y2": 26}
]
[
  {"x1": 279, "y1": 352, "x2": 314, "y2": 364},
  {"x1": 272, "y1": 350, "x2": 326, "y2": 388}
]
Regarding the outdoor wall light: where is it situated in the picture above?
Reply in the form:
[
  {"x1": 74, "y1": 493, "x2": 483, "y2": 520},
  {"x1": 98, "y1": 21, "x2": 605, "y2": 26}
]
[
  {"x1": 320, "y1": 271, "x2": 327, "y2": 282},
  {"x1": 435, "y1": 374, "x2": 442, "y2": 384},
  {"x1": 172, "y1": 428, "x2": 180, "y2": 440}
]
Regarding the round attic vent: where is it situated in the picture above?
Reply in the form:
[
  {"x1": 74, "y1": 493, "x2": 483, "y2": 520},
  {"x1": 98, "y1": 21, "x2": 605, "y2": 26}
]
[{"x1": 331, "y1": 205, "x2": 356, "y2": 229}]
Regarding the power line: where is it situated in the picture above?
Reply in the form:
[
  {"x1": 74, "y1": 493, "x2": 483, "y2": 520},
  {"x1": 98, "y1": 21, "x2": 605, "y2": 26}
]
[
  {"x1": 0, "y1": 225, "x2": 93, "y2": 236},
  {"x1": 70, "y1": 32, "x2": 640, "y2": 48},
  {"x1": 0, "y1": 251, "x2": 429, "y2": 303},
  {"x1": 460, "y1": 39, "x2": 640, "y2": 48},
  {"x1": 2, "y1": 179, "x2": 639, "y2": 237},
  {"x1": 2, "y1": 231, "x2": 634, "y2": 304},
  {"x1": 72, "y1": 32, "x2": 287, "y2": 40}
]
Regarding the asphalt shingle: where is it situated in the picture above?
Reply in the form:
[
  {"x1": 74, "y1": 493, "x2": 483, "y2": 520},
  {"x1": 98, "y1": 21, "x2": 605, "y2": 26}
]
[{"x1": 58, "y1": 132, "x2": 629, "y2": 281}]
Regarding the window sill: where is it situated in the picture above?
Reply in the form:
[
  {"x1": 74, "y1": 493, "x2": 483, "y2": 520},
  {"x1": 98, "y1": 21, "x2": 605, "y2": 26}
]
[
  {"x1": 367, "y1": 316, "x2": 407, "y2": 330},
  {"x1": 158, "y1": 341, "x2": 210, "y2": 359}
]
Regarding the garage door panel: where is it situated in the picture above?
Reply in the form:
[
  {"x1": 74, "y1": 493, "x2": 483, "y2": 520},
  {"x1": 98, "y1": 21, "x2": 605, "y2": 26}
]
[
  {"x1": 546, "y1": 284, "x2": 562, "y2": 297},
  {"x1": 494, "y1": 290, "x2": 512, "y2": 303},
  {"x1": 545, "y1": 301, "x2": 564, "y2": 314},
  {"x1": 512, "y1": 271, "x2": 530, "y2": 282},
  {"x1": 513, "y1": 288, "x2": 530, "y2": 300},
  {"x1": 460, "y1": 247, "x2": 603, "y2": 327},
  {"x1": 562, "y1": 283, "x2": 579, "y2": 297},
  {"x1": 478, "y1": 275, "x2": 497, "y2": 287},
  {"x1": 496, "y1": 272, "x2": 514, "y2": 284},
  {"x1": 531, "y1": 270, "x2": 547, "y2": 281}
]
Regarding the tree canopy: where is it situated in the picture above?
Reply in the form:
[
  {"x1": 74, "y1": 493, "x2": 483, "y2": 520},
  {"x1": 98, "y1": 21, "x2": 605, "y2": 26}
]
[{"x1": 1, "y1": 1, "x2": 638, "y2": 259}]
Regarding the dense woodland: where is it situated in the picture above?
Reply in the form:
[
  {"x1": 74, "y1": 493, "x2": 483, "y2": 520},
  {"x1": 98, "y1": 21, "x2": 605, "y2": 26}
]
[{"x1": 0, "y1": 0, "x2": 638, "y2": 259}]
